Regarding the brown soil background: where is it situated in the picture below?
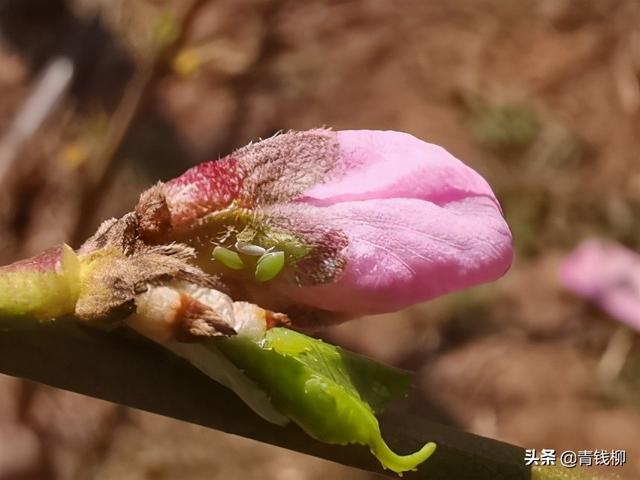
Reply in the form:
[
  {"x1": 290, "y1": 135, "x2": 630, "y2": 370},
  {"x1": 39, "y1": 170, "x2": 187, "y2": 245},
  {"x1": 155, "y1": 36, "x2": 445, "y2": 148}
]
[{"x1": 0, "y1": 1, "x2": 639, "y2": 479}]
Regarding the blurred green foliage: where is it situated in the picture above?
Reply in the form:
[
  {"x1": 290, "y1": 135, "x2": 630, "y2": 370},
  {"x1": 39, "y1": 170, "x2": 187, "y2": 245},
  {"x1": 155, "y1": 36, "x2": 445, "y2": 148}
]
[{"x1": 471, "y1": 101, "x2": 540, "y2": 153}]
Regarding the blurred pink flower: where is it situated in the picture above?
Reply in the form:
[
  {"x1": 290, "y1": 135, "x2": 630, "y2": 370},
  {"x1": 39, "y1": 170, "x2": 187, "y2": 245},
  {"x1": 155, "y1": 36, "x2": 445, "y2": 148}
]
[
  {"x1": 155, "y1": 129, "x2": 513, "y2": 318},
  {"x1": 560, "y1": 239, "x2": 640, "y2": 330}
]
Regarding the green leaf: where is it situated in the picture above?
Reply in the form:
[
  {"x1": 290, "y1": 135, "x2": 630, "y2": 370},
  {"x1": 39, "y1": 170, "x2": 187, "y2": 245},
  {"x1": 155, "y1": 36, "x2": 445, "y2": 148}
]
[
  {"x1": 168, "y1": 341, "x2": 289, "y2": 426},
  {"x1": 215, "y1": 328, "x2": 436, "y2": 474}
]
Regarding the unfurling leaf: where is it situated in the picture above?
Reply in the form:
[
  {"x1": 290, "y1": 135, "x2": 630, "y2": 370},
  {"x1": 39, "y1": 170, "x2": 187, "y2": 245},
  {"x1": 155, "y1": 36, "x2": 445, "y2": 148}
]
[{"x1": 216, "y1": 328, "x2": 436, "y2": 474}]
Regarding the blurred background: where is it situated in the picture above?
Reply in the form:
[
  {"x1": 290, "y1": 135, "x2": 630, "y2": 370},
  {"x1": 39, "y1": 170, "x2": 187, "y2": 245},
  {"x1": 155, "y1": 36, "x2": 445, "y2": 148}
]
[{"x1": 0, "y1": 0, "x2": 639, "y2": 478}]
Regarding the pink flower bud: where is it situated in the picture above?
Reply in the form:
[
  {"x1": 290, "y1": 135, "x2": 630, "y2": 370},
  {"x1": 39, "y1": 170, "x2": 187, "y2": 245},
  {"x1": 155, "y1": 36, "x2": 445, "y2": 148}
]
[{"x1": 148, "y1": 129, "x2": 513, "y2": 319}]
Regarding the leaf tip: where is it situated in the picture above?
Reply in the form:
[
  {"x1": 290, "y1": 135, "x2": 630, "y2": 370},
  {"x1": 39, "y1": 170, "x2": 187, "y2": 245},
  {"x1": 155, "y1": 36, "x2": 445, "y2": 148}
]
[{"x1": 371, "y1": 435, "x2": 437, "y2": 474}]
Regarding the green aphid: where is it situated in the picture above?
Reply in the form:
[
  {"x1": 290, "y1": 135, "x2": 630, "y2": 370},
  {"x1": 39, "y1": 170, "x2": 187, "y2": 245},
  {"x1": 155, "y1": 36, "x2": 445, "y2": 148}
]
[
  {"x1": 255, "y1": 251, "x2": 285, "y2": 282},
  {"x1": 212, "y1": 246, "x2": 245, "y2": 270}
]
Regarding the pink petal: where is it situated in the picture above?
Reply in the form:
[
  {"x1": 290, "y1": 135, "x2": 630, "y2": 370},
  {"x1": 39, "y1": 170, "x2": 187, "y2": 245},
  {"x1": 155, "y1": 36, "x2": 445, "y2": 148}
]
[
  {"x1": 302, "y1": 130, "x2": 501, "y2": 210},
  {"x1": 153, "y1": 129, "x2": 513, "y2": 317},
  {"x1": 560, "y1": 239, "x2": 640, "y2": 331},
  {"x1": 276, "y1": 130, "x2": 513, "y2": 315},
  {"x1": 277, "y1": 196, "x2": 512, "y2": 315}
]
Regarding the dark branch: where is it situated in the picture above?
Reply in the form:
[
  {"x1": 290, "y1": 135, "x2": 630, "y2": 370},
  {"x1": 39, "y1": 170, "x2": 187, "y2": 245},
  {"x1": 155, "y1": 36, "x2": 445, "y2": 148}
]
[{"x1": 0, "y1": 321, "x2": 529, "y2": 480}]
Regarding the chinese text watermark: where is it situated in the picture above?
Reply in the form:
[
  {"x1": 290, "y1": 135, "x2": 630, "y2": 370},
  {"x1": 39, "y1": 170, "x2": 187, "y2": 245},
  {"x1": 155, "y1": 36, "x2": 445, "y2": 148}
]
[{"x1": 525, "y1": 449, "x2": 627, "y2": 468}]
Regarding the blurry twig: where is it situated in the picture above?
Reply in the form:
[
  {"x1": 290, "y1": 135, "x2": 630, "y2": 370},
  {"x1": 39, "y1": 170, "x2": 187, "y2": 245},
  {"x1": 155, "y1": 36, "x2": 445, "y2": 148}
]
[
  {"x1": 596, "y1": 326, "x2": 635, "y2": 383},
  {"x1": 0, "y1": 56, "x2": 74, "y2": 187},
  {"x1": 530, "y1": 33, "x2": 617, "y2": 95},
  {"x1": 613, "y1": 30, "x2": 640, "y2": 115},
  {"x1": 0, "y1": 9, "x2": 136, "y2": 259},
  {"x1": 71, "y1": 0, "x2": 210, "y2": 246}
]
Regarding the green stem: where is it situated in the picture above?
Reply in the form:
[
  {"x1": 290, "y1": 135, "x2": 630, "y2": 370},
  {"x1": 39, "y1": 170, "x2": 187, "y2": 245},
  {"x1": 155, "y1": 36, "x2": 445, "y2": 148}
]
[{"x1": 0, "y1": 245, "x2": 80, "y2": 320}]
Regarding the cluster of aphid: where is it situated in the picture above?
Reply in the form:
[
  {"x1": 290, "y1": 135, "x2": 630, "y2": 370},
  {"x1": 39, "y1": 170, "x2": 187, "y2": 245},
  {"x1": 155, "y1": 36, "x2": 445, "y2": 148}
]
[{"x1": 212, "y1": 241, "x2": 286, "y2": 282}]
